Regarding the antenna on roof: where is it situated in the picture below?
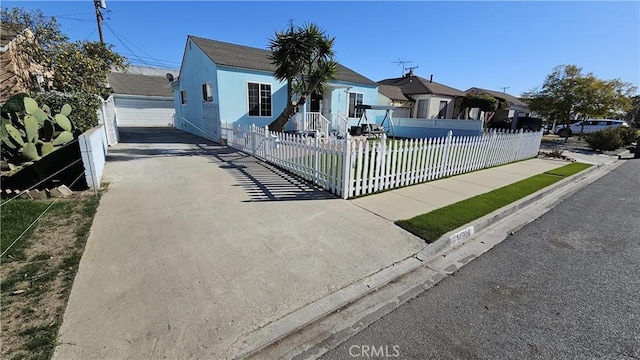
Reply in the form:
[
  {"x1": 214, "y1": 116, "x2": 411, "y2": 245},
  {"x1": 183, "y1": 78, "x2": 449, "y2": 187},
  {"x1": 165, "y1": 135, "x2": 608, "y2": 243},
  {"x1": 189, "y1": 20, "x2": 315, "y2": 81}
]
[
  {"x1": 500, "y1": 86, "x2": 510, "y2": 93},
  {"x1": 392, "y1": 58, "x2": 413, "y2": 77},
  {"x1": 406, "y1": 65, "x2": 419, "y2": 76}
]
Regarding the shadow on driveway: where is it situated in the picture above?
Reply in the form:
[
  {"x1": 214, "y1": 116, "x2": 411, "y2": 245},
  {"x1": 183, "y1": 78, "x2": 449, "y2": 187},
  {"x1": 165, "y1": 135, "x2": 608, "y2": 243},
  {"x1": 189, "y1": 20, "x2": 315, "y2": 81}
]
[{"x1": 109, "y1": 127, "x2": 335, "y2": 202}]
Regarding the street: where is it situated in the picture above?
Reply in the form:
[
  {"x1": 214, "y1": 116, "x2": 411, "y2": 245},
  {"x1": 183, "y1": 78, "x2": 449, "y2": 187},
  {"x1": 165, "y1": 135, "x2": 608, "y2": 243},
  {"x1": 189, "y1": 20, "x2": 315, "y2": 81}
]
[{"x1": 323, "y1": 159, "x2": 640, "y2": 360}]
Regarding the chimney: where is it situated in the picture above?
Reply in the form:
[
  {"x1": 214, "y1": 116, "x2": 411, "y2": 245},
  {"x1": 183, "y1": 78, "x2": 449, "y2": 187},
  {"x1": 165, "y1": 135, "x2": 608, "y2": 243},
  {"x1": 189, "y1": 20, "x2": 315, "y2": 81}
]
[{"x1": 430, "y1": 74, "x2": 433, "y2": 83}]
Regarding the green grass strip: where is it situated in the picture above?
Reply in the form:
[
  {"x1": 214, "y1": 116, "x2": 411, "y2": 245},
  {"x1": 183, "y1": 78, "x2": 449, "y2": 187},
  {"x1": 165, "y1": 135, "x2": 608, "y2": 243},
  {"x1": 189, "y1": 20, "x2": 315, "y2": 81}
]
[
  {"x1": 1, "y1": 200, "x2": 54, "y2": 260},
  {"x1": 544, "y1": 162, "x2": 592, "y2": 177},
  {"x1": 396, "y1": 162, "x2": 592, "y2": 243}
]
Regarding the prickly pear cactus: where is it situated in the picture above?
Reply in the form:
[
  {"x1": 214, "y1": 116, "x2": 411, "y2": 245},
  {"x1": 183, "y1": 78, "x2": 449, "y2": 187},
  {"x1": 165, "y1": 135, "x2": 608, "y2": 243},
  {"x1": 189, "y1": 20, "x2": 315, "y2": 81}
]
[{"x1": 0, "y1": 94, "x2": 78, "y2": 167}]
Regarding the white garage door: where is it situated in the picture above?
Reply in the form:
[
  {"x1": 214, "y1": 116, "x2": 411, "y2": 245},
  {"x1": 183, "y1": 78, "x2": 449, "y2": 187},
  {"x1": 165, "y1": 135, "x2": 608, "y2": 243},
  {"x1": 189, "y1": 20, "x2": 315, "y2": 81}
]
[{"x1": 114, "y1": 97, "x2": 175, "y2": 127}]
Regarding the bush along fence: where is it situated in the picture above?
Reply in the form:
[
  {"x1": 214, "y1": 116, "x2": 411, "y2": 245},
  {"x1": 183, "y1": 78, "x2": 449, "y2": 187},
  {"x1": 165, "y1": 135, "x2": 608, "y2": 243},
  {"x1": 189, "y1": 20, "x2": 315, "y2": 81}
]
[{"x1": 220, "y1": 124, "x2": 543, "y2": 199}]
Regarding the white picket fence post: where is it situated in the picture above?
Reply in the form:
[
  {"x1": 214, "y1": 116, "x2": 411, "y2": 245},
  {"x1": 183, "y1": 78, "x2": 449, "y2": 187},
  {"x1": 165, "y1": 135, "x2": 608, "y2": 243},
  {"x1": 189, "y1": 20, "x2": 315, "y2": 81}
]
[
  {"x1": 313, "y1": 134, "x2": 320, "y2": 185},
  {"x1": 341, "y1": 133, "x2": 351, "y2": 199},
  {"x1": 250, "y1": 124, "x2": 256, "y2": 156}
]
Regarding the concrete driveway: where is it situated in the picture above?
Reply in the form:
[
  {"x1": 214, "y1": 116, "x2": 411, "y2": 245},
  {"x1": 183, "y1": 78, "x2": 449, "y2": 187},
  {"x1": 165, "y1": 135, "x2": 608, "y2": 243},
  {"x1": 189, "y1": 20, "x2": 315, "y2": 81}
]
[{"x1": 53, "y1": 128, "x2": 424, "y2": 359}]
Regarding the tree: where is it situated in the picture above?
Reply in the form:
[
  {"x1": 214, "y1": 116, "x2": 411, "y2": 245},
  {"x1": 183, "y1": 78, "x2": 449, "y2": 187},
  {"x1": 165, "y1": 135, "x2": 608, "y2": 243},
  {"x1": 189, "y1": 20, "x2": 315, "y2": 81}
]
[
  {"x1": 522, "y1": 65, "x2": 636, "y2": 138},
  {"x1": 268, "y1": 22, "x2": 338, "y2": 132},
  {"x1": 1, "y1": 7, "x2": 126, "y2": 131},
  {"x1": 625, "y1": 95, "x2": 640, "y2": 127},
  {"x1": 0, "y1": 7, "x2": 68, "y2": 62},
  {"x1": 460, "y1": 91, "x2": 508, "y2": 124}
]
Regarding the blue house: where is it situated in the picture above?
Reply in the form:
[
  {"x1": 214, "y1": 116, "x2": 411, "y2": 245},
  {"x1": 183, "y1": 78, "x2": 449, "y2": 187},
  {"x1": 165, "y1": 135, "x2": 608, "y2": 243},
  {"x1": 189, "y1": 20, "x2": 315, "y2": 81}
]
[{"x1": 171, "y1": 35, "x2": 378, "y2": 141}]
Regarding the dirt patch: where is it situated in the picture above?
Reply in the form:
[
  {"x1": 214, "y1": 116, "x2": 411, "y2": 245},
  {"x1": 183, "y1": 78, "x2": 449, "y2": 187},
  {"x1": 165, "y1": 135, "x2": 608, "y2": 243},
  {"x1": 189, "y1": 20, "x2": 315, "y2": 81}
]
[{"x1": 1, "y1": 191, "x2": 101, "y2": 360}]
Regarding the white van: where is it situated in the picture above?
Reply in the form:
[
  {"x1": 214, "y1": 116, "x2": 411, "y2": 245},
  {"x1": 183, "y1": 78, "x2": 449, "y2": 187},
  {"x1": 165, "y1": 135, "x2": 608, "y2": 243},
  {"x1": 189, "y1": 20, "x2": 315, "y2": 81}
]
[{"x1": 554, "y1": 119, "x2": 628, "y2": 137}]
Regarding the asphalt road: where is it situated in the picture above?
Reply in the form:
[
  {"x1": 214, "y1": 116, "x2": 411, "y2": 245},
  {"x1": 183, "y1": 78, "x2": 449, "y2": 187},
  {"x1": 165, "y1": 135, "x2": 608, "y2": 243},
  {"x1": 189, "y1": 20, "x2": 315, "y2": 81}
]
[{"x1": 323, "y1": 159, "x2": 640, "y2": 360}]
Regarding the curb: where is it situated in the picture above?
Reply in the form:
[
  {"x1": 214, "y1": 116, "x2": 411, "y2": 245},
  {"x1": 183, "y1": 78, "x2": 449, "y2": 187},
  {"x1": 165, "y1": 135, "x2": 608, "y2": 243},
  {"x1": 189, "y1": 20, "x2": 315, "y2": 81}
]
[
  {"x1": 416, "y1": 160, "x2": 602, "y2": 261},
  {"x1": 235, "y1": 159, "x2": 622, "y2": 359},
  {"x1": 233, "y1": 256, "x2": 424, "y2": 359}
]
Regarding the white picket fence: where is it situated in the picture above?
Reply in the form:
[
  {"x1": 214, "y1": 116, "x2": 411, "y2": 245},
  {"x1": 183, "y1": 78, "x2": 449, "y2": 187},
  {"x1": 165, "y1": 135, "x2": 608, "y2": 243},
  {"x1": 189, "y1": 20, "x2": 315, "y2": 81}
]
[{"x1": 220, "y1": 124, "x2": 543, "y2": 199}]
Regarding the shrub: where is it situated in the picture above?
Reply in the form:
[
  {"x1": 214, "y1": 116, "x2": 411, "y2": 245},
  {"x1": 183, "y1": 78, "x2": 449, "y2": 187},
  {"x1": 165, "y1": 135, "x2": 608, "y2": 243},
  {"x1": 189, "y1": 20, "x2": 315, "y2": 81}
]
[
  {"x1": 33, "y1": 92, "x2": 100, "y2": 133},
  {"x1": 619, "y1": 127, "x2": 640, "y2": 145},
  {"x1": 583, "y1": 128, "x2": 623, "y2": 151}
]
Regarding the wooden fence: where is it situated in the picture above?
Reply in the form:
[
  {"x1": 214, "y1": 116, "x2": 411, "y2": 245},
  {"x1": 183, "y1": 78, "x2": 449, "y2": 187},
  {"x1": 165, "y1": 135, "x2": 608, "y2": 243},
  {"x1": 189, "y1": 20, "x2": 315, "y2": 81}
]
[{"x1": 220, "y1": 124, "x2": 543, "y2": 199}]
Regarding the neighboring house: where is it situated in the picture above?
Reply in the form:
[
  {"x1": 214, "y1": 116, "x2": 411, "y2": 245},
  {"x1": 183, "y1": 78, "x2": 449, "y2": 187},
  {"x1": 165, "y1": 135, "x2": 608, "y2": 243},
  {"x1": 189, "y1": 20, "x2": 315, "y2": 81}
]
[
  {"x1": 377, "y1": 84, "x2": 413, "y2": 118},
  {"x1": 171, "y1": 35, "x2": 378, "y2": 141},
  {"x1": 378, "y1": 70, "x2": 466, "y2": 120},
  {"x1": 465, "y1": 87, "x2": 530, "y2": 121},
  {"x1": 105, "y1": 68, "x2": 177, "y2": 127},
  {"x1": 0, "y1": 23, "x2": 52, "y2": 104}
]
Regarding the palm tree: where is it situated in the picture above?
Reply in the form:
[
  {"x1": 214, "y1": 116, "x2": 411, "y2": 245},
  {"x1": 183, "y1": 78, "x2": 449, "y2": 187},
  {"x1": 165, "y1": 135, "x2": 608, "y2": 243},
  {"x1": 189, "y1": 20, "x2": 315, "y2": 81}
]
[{"x1": 268, "y1": 22, "x2": 338, "y2": 132}]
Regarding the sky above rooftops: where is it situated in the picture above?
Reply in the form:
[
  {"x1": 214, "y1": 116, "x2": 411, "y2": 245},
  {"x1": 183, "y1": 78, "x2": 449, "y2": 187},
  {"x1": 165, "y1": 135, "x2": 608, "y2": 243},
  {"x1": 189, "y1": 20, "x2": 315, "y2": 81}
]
[{"x1": 3, "y1": 1, "x2": 638, "y2": 97}]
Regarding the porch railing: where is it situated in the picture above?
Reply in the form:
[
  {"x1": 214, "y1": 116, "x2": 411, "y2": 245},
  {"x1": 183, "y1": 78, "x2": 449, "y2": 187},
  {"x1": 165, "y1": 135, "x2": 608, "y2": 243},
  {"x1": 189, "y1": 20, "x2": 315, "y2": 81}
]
[
  {"x1": 292, "y1": 112, "x2": 330, "y2": 136},
  {"x1": 335, "y1": 113, "x2": 349, "y2": 135}
]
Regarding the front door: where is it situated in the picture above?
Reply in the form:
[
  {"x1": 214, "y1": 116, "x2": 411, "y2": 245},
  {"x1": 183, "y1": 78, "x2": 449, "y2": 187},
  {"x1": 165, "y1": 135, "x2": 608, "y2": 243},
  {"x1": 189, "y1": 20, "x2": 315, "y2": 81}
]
[
  {"x1": 203, "y1": 102, "x2": 219, "y2": 142},
  {"x1": 310, "y1": 91, "x2": 322, "y2": 113}
]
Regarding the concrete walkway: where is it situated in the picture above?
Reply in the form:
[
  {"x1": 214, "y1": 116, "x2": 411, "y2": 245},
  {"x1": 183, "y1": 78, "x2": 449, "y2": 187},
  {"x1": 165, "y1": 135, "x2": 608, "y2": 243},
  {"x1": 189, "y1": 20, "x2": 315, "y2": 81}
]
[
  {"x1": 53, "y1": 128, "x2": 605, "y2": 359},
  {"x1": 351, "y1": 158, "x2": 569, "y2": 221},
  {"x1": 53, "y1": 128, "x2": 424, "y2": 360}
]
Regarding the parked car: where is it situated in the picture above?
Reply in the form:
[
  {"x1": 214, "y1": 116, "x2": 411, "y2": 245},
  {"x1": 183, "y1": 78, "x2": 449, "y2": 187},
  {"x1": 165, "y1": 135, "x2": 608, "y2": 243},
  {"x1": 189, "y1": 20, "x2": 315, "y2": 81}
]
[
  {"x1": 487, "y1": 116, "x2": 543, "y2": 131},
  {"x1": 554, "y1": 119, "x2": 628, "y2": 137}
]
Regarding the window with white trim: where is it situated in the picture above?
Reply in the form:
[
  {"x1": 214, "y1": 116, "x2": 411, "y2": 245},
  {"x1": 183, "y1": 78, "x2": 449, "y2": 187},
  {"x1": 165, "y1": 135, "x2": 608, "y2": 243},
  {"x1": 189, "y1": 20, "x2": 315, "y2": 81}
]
[
  {"x1": 437, "y1": 100, "x2": 448, "y2": 119},
  {"x1": 202, "y1": 82, "x2": 213, "y2": 102},
  {"x1": 180, "y1": 90, "x2": 187, "y2": 105},
  {"x1": 248, "y1": 82, "x2": 272, "y2": 117},
  {"x1": 348, "y1": 92, "x2": 363, "y2": 118}
]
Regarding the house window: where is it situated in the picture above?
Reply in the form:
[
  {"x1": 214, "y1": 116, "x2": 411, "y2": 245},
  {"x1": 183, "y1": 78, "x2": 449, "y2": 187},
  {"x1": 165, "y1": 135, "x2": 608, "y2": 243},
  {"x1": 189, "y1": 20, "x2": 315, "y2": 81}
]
[
  {"x1": 417, "y1": 99, "x2": 428, "y2": 118},
  {"x1": 202, "y1": 83, "x2": 213, "y2": 102},
  {"x1": 438, "y1": 100, "x2": 448, "y2": 119},
  {"x1": 180, "y1": 90, "x2": 187, "y2": 105},
  {"x1": 348, "y1": 92, "x2": 363, "y2": 118},
  {"x1": 248, "y1": 82, "x2": 272, "y2": 117}
]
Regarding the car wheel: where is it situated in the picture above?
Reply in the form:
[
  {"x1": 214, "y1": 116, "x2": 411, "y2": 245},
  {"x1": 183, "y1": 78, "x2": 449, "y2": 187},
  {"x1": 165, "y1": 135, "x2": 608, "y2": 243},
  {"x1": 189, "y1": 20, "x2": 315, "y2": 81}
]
[{"x1": 557, "y1": 128, "x2": 571, "y2": 137}]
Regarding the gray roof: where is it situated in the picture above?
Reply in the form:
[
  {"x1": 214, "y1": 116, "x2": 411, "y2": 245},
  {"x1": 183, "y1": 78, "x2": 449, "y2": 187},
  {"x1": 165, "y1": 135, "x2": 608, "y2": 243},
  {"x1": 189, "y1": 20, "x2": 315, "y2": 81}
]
[
  {"x1": 466, "y1": 87, "x2": 529, "y2": 109},
  {"x1": 378, "y1": 84, "x2": 409, "y2": 101},
  {"x1": 189, "y1": 36, "x2": 376, "y2": 86},
  {"x1": 1, "y1": 23, "x2": 27, "y2": 47},
  {"x1": 378, "y1": 76, "x2": 465, "y2": 97},
  {"x1": 108, "y1": 72, "x2": 172, "y2": 97},
  {"x1": 112, "y1": 65, "x2": 178, "y2": 77}
]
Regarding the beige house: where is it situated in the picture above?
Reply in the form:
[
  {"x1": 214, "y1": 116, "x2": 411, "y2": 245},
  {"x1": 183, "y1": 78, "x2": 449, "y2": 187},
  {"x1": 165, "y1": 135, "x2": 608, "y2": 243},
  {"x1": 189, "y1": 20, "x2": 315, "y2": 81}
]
[
  {"x1": 0, "y1": 24, "x2": 52, "y2": 104},
  {"x1": 378, "y1": 70, "x2": 466, "y2": 119},
  {"x1": 377, "y1": 84, "x2": 413, "y2": 118}
]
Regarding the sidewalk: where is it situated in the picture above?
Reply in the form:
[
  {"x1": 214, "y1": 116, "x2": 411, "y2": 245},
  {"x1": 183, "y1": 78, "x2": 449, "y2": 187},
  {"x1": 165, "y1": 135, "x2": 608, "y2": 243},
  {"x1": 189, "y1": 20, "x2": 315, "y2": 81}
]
[
  {"x1": 351, "y1": 158, "x2": 570, "y2": 221},
  {"x1": 53, "y1": 128, "x2": 611, "y2": 359}
]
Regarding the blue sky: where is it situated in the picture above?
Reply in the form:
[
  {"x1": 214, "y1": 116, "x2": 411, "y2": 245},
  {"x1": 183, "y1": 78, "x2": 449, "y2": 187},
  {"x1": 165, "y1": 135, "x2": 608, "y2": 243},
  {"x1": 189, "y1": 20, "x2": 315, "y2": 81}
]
[{"x1": 3, "y1": 1, "x2": 639, "y2": 97}]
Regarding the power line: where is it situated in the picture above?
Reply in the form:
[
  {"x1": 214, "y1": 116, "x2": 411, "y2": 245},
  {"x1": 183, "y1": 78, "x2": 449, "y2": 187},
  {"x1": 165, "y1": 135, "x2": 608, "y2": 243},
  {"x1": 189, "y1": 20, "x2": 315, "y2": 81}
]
[
  {"x1": 57, "y1": 16, "x2": 94, "y2": 21},
  {"x1": 118, "y1": 32, "x2": 170, "y2": 66},
  {"x1": 115, "y1": 52, "x2": 180, "y2": 67},
  {"x1": 108, "y1": 26, "x2": 180, "y2": 70},
  {"x1": 83, "y1": 28, "x2": 97, "y2": 41},
  {"x1": 103, "y1": 22, "x2": 160, "y2": 72}
]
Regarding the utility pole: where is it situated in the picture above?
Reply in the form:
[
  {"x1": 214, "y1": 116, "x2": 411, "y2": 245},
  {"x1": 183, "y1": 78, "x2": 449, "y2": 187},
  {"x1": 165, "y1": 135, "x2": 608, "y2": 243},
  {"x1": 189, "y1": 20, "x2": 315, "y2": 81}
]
[
  {"x1": 93, "y1": 0, "x2": 106, "y2": 44},
  {"x1": 500, "y1": 86, "x2": 510, "y2": 93}
]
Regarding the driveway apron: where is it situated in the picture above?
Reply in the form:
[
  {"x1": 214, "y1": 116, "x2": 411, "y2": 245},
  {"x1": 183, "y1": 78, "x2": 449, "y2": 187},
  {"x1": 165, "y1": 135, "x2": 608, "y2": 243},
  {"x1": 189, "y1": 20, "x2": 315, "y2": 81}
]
[{"x1": 53, "y1": 128, "x2": 424, "y2": 359}]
